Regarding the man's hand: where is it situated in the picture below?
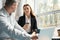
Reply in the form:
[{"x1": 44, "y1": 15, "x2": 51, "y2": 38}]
[{"x1": 31, "y1": 32, "x2": 38, "y2": 40}]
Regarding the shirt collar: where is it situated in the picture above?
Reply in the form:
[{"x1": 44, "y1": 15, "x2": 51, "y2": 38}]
[
  {"x1": 25, "y1": 15, "x2": 31, "y2": 19},
  {"x1": 2, "y1": 7, "x2": 11, "y2": 17}
]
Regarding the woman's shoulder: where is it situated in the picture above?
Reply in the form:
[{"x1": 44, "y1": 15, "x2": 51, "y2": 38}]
[
  {"x1": 31, "y1": 16, "x2": 36, "y2": 19},
  {"x1": 19, "y1": 16, "x2": 25, "y2": 18}
]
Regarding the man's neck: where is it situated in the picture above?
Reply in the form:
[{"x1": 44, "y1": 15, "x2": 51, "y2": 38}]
[{"x1": 4, "y1": 6, "x2": 12, "y2": 15}]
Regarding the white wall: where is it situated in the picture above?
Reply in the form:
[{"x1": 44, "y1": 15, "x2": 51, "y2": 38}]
[{"x1": 0, "y1": 0, "x2": 2, "y2": 9}]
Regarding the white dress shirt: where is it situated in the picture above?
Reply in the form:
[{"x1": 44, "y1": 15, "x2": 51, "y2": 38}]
[
  {"x1": 25, "y1": 16, "x2": 31, "y2": 32},
  {"x1": 0, "y1": 8, "x2": 32, "y2": 40}
]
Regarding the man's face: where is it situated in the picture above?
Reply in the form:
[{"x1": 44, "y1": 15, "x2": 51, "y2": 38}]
[{"x1": 10, "y1": 2, "x2": 18, "y2": 12}]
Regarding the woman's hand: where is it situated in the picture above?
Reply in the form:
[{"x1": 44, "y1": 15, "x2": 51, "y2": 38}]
[{"x1": 23, "y1": 24, "x2": 29, "y2": 30}]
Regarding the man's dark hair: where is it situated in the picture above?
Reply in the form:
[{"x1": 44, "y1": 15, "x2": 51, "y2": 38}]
[{"x1": 5, "y1": 0, "x2": 17, "y2": 7}]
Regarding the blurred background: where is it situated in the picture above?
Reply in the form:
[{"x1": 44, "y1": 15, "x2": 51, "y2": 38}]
[{"x1": 0, "y1": 0, "x2": 60, "y2": 28}]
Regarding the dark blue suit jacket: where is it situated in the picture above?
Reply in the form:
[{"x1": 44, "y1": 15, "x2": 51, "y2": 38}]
[{"x1": 18, "y1": 15, "x2": 39, "y2": 34}]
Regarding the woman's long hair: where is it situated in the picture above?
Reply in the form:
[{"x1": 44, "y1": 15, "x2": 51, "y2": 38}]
[{"x1": 23, "y1": 4, "x2": 35, "y2": 17}]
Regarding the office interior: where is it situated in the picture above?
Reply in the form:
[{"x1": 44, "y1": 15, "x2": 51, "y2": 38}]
[{"x1": 0, "y1": 0, "x2": 60, "y2": 40}]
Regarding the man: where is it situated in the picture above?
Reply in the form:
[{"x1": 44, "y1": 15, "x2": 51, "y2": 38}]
[{"x1": 0, "y1": 0, "x2": 38, "y2": 40}]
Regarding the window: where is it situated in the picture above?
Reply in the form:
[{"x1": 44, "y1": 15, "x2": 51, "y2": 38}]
[{"x1": 36, "y1": 0, "x2": 60, "y2": 27}]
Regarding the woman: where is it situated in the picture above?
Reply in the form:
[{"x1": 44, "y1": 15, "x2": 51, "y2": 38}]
[{"x1": 18, "y1": 4, "x2": 38, "y2": 34}]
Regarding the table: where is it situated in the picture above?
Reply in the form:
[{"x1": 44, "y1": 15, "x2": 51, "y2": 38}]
[{"x1": 36, "y1": 27, "x2": 55, "y2": 40}]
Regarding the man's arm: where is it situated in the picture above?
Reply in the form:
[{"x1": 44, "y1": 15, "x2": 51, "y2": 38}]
[{"x1": 0, "y1": 16, "x2": 31, "y2": 39}]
